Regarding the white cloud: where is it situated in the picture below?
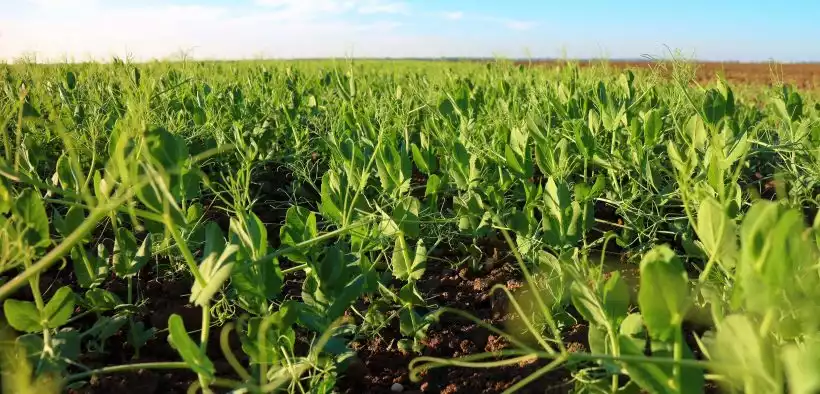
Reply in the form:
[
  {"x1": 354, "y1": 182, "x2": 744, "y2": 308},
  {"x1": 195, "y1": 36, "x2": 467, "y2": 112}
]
[
  {"x1": 435, "y1": 12, "x2": 533, "y2": 31},
  {"x1": 0, "y1": 1, "x2": 421, "y2": 61},
  {"x1": 358, "y1": 2, "x2": 408, "y2": 15},
  {"x1": 442, "y1": 11, "x2": 464, "y2": 20},
  {"x1": 25, "y1": 0, "x2": 100, "y2": 7},
  {"x1": 254, "y1": 0, "x2": 407, "y2": 16},
  {"x1": 505, "y1": 20, "x2": 536, "y2": 31},
  {"x1": 0, "y1": 1, "x2": 543, "y2": 62}
]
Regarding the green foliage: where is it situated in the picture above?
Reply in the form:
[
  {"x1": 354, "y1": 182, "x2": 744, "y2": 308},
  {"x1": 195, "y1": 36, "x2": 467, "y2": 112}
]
[
  {"x1": 638, "y1": 246, "x2": 689, "y2": 342},
  {"x1": 1, "y1": 59, "x2": 819, "y2": 394},
  {"x1": 167, "y1": 314, "x2": 215, "y2": 381}
]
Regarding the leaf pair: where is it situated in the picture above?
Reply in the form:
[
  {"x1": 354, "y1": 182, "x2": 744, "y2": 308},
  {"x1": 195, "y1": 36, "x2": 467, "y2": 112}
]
[
  {"x1": 392, "y1": 234, "x2": 427, "y2": 282},
  {"x1": 4, "y1": 287, "x2": 75, "y2": 333},
  {"x1": 504, "y1": 126, "x2": 533, "y2": 179},
  {"x1": 320, "y1": 170, "x2": 369, "y2": 225},
  {"x1": 112, "y1": 228, "x2": 151, "y2": 278},
  {"x1": 541, "y1": 177, "x2": 593, "y2": 249},
  {"x1": 191, "y1": 223, "x2": 240, "y2": 307},
  {"x1": 375, "y1": 142, "x2": 411, "y2": 197}
]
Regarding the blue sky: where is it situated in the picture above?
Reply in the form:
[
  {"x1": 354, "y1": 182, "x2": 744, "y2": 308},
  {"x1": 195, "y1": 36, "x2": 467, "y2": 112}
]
[{"x1": 1, "y1": 0, "x2": 818, "y2": 62}]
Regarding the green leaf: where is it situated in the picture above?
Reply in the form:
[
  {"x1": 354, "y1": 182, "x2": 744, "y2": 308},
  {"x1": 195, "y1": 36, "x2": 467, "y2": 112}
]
[
  {"x1": 314, "y1": 243, "x2": 346, "y2": 288},
  {"x1": 602, "y1": 271, "x2": 630, "y2": 323},
  {"x1": 320, "y1": 172, "x2": 344, "y2": 223},
  {"x1": 167, "y1": 314, "x2": 215, "y2": 380},
  {"x1": 145, "y1": 127, "x2": 188, "y2": 171},
  {"x1": 685, "y1": 114, "x2": 707, "y2": 151},
  {"x1": 638, "y1": 245, "x2": 689, "y2": 341},
  {"x1": 572, "y1": 121, "x2": 595, "y2": 159},
  {"x1": 737, "y1": 202, "x2": 814, "y2": 313},
  {"x1": 52, "y1": 328, "x2": 81, "y2": 362},
  {"x1": 190, "y1": 243, "x2": 239, "y2": 307},
  {"x1": 231, "y1": 212, "x2": 268, "y2": 261},
  {"x1": 43, "y1": 286, "x2": 75, "y2": 328},
  {"x1": 773, "y1": 95, "x2": 802, "y2": 123},
  {"x1": 65, "y1": 71, "x2": 77, "y2": 89},
  {"x1": 702, "y1": 89, "x2": 727, "y2": 125},
  {"x1": 588, "y1": 109, "x2": 601, "y2": 134},
  {"x1": 411, "y1": 143, "x2": 436, "y2": 174},
  {"x1": 3, "y1": 299, "x2": 41, "y2": 332},
  {"x1": 0, "y1": 178, "x2": 10, "y2": 214},
  {"x1": 392, "y1": 236, "x2": 427, "y2": 281},
  {"x1": 192, "y1": 108, "x2": 206, "y2": 126},
  {"x1": 509, "y1": 126, "x2": 529, "y2": 155},
  {"x1": 450, "y1": 141, "x2": 472, "y2": 190},
  {"x1": 783, "y1": 341, "x2": 820, "y2": 394},
  {"x1": 574, "y1": 175, "x2": 605, "y2": 202},
  {"x1": 13, "y1": 190, "x2": 50, "y2": 248},
  {"x1": 650, "y1": 334, "x2": 704, "y2": 394},
  {"x1": 587, "y1": 324, "x2": 609, "y2": 355},
  {"x1": 814, "y1": 210, "x2": 820, "y2": 249},
  {"x1": 375, "y1": 143, "x2": 411, "y2": 196},
  {"x1": 398, "y1": 281, "x2": 425, "y2": 306},
  {"x1": 643, "y1": 109, "x2": 662, "y2": 147},
  {"x1": 112, "y1": 228, "x2": 138, "y2": 277},
  {"x1": 711, "y1": 314, "x2": 779, "y2": 393},
  {"x1": 325, "y1": 273, "x2": 369, "y2": 321},
  {"x1": 85, "y1": 315, "x2": 128, "y2": 342},
  {"x1": 54, "y1": 206, "x2": 86, "y2": 240},
  {"x1": 425, "y1": 173, "x2": 442, "y2": 194},
  {"x1": 706, "y1": 148, "x2": 725, "y2": 195},
  {"x1": 392, "y1": 197, "x2": 420, "y2": 238},
  {"x1": 129, "y1": 322, "x2": 155, "y2": 350},
  {"x1": 55, "y1": 153, "x2": 80, "y2": 191},
  {"x1": 620, "y1": 313, "x2": 645, "y2": 337},
  {"x1": 504, "y1": 145, "x2": 525, "y2": 176},
  {"x1": 618, "y1": 334, "x2": 674, "y2": 394},
  {"x1": 542, "y1": 177, "x2": 589, "y2": 248},
  {"x1": 697, "y1": 198, "x2": 737, "y2": 270},
  {"x1": 202, "y1": 222, "x2": 225, "y2": 261},
  {"x1": 569, "y1": 282, "x2": 607, "y2": 328},
  {"x1": 84, "y1": 288, "x2": 123, "y2": 312},
  {"x1": 72, "y1": 246, "x2": 107, "y2": 288},
  {"x1": 666, "y1": 141, "x2": 689, "y2": 177},
  {"x1": 231, "y1": 257, "x2": 283, "y2": 315}
]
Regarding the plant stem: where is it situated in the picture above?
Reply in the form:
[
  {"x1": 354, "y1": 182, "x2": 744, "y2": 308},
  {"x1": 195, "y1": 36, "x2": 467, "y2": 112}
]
[
  {"x1": 127, "y1": 276, "x2": 140, "y2": 359},
  {"x1": 281, "y1": 264, "x2": 307, "y2": 275},
  {"x1": 220, "y1": 323, "x2": 252, "y2": 382},
  {"x1": 46, "y1": 197, "x2": 165, "y2": 223},
  {"x1": 64, "y1": 362, "x2": 189, "y2": 383},
  {"x1": 28, "y1": 274, "x2": 52, "y2": 362},
  {"x1": 201, "y1": 302, "x2": 211, "y2": 351},
  {"x1": 673, "y1": 327, "x2": 683, "y2": 391},
  {"x1": 166, "y1": 216, "x2": 207, "y2": 287},
  {"x1": 252, "y1": 221, "x2": 368, "y2": 266},
  {"x1": 759, "y1": 308, "x2": 776, "y2": 337},
  {"x1": 0, "y1": 195, "x2": 130, "y2": 302},
  {"x1": 497, "y1": 224, "x2": 565, "y2": 354}
]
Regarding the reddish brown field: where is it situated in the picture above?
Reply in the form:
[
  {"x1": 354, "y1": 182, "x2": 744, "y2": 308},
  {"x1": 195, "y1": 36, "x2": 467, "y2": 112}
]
[{"x1": 517, "y1": 60, "x2": 820, "y2": 89}]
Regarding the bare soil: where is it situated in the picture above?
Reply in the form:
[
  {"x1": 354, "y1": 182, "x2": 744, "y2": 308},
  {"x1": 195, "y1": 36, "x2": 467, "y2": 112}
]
[{"x1": 515, "y1": 60, "x2": 820, "y2": 89}]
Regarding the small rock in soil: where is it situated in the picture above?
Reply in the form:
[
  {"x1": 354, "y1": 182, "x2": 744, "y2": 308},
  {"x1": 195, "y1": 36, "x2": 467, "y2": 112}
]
[{"x1": 391, "y1": 382, "x2": 404, "y2": 392}]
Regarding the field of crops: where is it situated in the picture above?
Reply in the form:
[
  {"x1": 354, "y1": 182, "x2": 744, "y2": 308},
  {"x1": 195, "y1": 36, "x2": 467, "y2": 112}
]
[{"x1": 0, "y1": 59, "x2": 819, "y2": 394}]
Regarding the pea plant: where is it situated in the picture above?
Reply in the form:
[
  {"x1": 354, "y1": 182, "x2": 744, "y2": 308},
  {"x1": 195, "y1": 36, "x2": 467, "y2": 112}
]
[{"x1": 1, "y1": 58, "x2": 819, "y2": 394}]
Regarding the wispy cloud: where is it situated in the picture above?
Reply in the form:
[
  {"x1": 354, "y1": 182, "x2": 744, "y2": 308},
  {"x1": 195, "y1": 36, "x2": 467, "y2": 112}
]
[
  {"x1": 441, "y1": 11, "x2": 464, "y2": 21},
  {"x1": 358, "y1": 1, "x2": 408, "y2": 15},
  {"x1": 505, "y1": 20, "x2": 537, "y2": 31},
  {"x1": 254, "y1": 0, "x2": 408, "y2": 17},
  {"x1": 435, "y1": 11, "x2": 534, "y2": 31},
  {"x1": 0, "y1": 0, "x2": 543, "y2": 62}
]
